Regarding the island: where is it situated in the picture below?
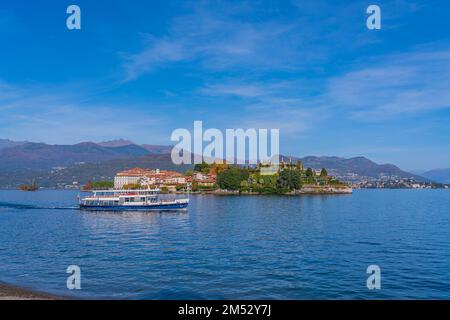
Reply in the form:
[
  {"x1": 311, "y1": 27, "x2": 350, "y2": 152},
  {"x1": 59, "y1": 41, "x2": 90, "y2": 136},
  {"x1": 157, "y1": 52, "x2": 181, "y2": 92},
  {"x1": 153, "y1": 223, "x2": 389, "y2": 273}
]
[{"x1": 85, "y1": 160, "x2": 352, "y2": 195}]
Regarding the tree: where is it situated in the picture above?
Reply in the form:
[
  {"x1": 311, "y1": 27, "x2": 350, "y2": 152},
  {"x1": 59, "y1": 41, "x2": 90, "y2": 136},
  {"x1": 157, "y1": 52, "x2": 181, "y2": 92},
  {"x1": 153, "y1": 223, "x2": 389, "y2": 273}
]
[
  {"x1": 83, "y1": 180, "x2": 93, "y2": 191},
  {"x1": 194, "y1": 161, "x2": 210, "y2": 173},
  {"x1": 296, "y1": 160, "x2": 304, "y2": 172},
  {"x1": 161, "y1": 186, "x2": 169, "y2": 194},
  {"x1": 305, "y1": 168, "x2": 314, "y2": 177},
  {"x1": 91, "y1": 181, "x2": 114, "y2": 189},
  {"x1": 123, "y1": 183, "x2": 141, "y2": 190},
  {"x1": 277, "y1": 169, "x2": 301, "y2": 190},
  {"x1": 240, "y1": 180, "x2": 249, "y2": 191},
  {"x1": 320, "y1": 168, "x2": 328, "y2": 177},
  {"x1": 217, "y1": 167, "x2": 249, "y2": 190}
]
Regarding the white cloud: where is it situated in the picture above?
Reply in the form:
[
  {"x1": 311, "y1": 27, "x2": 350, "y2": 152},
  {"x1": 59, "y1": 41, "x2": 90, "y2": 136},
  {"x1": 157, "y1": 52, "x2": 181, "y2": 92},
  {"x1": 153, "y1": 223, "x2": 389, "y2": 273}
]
[
  {"x1": 0, "y1": 80, "x2": 22, "y2": 103},
  {"x1": 199, "y1": 81, "x2": 295, "y2": 99},
  {"x1": 121, "y1": 1, "x2": 328, "y2": 81},
  {"x1": 324, "y1": 47, "x2": 450, "y2": 121},
  {"x1": 197, "y1": 79, "x2": 324, "y2": 136}
]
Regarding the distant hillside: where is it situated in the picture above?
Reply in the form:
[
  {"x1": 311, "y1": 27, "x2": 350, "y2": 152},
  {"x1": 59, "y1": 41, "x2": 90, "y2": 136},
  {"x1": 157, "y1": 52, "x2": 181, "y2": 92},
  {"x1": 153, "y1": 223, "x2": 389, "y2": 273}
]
[
  {"x1": 421, "y1": 168, "x2": 450, "y2": 183},
  {"x1": 0, "y1": 138, "x2": 433, "y2": 187},
  {"x1": 0, "y1": 154, "x2": 192, "y2": 188},
  {"x1": 0, "y1": 142, "x2": 151, "y2": 172},
  {"x1": 282, "y1": 155, "x2": 426, "y2": 182},
  {"x1": 141, "y1": 144, "x2": 173, "y2": 154},
  {"x1": 97, "y1": 139, "x2": 135, "y2": 147},
  {"x1": 97, "y1": 139, "x2": 173, "y2": 154},
  {"x1": 0, "y1": 139, "x2": 27, "y2": 150}
]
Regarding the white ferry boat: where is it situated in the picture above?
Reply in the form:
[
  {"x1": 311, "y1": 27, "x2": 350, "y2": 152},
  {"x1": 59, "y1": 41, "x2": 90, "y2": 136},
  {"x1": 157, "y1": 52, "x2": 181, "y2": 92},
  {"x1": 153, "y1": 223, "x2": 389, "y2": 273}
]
[{"x1": 79, "y1": 189, "x2": 189, "y2": 211}]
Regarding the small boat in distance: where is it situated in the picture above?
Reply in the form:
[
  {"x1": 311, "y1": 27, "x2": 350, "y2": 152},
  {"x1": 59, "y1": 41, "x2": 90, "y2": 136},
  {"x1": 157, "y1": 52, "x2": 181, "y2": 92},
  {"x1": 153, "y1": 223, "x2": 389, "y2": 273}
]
[
  {"x1": 79, "y1": 189, "x2": 189, "y2": 211},
  {"x1": 20, "y1": 180, "x2": 39, "y2": 192}
]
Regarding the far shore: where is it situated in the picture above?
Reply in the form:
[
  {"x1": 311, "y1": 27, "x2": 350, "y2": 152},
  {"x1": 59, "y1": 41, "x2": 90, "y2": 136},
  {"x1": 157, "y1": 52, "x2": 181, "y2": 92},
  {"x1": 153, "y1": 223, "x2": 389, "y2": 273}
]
[{"x1": 0, "y1": 282, "x2": 64, "y2": 300}]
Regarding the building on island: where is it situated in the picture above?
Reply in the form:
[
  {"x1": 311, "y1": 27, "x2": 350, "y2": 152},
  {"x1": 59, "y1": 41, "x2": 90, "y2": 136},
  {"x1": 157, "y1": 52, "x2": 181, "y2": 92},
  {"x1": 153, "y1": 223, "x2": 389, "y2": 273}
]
[
  {"x1": 114, "y1": 168, "x2": 153, "y2": 188},
  {"x1": 192, "y1": 172, "x2": 217, "y2": 188},
  {"x1": 114, "y1": 167, "x2": 187, "y2": 190},
  {"x1": 114, "y1": 167, "x2": 218, "y2": 192}
]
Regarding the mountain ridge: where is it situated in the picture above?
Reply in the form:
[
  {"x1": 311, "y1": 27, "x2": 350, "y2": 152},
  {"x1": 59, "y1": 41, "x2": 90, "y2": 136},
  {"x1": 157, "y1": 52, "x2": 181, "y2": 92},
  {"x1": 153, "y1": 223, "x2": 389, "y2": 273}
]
[
  {"x1": 0, "y1": 138, "x2": 27, "y2": 150},
  {"x1": 421, "y1": 167, "x2": 450, "y2": 183},
  {"x1": 281, "y1": 155, "x2": 427, "y2": 182},
  {"x1": 0, "y1": 142, "x2": 151, "y2": 172},
  {"x1": 0, "y1": 138, "x2": 439, "y2": 185}
]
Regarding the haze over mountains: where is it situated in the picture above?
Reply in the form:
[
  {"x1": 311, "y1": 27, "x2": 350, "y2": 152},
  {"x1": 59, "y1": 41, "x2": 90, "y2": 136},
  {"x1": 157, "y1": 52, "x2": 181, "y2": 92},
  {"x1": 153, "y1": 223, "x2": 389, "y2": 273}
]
[
  {"x1": 0, "y1": 142, "x2": 149, "y2": 171},
  {"x1": 281, "y1": 155, "x2": 426, "y2": 183},
  {"x1": 0, "y1": 138, "x2": 444, "y2": 187},
  {"x1": 420, "y1": 168, "x2": 450, "y2": 184},
  {"x1": 0, "y1": 139, "x2": 28, "y2": 151}
]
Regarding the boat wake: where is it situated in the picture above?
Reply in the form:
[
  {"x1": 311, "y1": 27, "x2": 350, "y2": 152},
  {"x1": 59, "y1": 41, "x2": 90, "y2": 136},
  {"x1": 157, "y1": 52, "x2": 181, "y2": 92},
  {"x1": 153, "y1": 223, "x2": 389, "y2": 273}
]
[{"x1": 0, "y1": 202, "x2": 78, "y2": 210}]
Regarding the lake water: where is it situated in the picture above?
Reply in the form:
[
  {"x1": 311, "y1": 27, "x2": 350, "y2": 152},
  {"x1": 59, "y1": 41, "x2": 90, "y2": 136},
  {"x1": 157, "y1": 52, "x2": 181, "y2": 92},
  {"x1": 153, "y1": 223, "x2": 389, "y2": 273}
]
[{"x1": 0, "y1": 189, "x2": 449, "y2": 299}]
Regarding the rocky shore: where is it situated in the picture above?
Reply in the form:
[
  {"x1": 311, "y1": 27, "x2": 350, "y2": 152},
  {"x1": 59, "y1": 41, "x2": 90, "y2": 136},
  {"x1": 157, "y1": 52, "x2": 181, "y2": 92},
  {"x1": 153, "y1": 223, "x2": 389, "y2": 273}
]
[
  {"x1": 190, "y1": 185, "x2": 353, "y2": 195},
  {"x1": 0, "y1": 283, "x2": 61, "y2": 300}
]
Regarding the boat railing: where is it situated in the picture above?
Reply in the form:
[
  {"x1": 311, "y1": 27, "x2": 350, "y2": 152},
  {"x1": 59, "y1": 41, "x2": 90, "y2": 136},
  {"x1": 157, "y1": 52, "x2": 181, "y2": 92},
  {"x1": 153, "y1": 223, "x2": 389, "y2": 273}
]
[{"x1": 90, "y1": 189, "x2": 161, "y2": 196}]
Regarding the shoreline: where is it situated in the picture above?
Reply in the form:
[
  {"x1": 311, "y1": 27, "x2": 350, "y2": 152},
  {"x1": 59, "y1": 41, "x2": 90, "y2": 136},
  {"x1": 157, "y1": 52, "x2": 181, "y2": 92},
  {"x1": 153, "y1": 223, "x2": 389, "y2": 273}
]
[
  {"x1": 188, "y1": 185, "x2": 354, "y2": 196},
  {"x1": 0, "y1": 282, "x2": 63, "y2": 300}
]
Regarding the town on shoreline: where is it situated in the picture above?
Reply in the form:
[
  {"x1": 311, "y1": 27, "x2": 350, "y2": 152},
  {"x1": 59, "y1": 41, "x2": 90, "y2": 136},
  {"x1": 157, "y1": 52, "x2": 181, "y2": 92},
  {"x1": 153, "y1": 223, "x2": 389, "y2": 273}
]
[{"x1": 81, "y1": 160, "x2": 353, "y2": 195}]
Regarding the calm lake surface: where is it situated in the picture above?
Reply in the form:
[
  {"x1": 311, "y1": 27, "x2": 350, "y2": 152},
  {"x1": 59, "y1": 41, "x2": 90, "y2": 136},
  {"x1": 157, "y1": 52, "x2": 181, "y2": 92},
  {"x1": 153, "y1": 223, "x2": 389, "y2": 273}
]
[{"x1": 0, "y1": 189, "x2": 449, "y2": 299}]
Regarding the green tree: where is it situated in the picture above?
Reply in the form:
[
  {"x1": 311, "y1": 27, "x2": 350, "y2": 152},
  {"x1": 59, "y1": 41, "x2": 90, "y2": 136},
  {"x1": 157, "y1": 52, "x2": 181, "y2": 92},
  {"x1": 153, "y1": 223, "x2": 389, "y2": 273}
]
[
  {"x1": 194, "y1": 162, "x2": 210, "y2": 173},
  {"x1": 217, "y1": 167, "x2": 249, "y2": 190},
  {"x1": 91, "y1": 181, "x2": 114, "y2": 189},
  {"x1": 240, "y1": 180, "x2": 249, "y2": 191},
  {"x1": 305, "y1": 168, "x2": 314, "y2": 177},
  {"x1": 320, "y1": 168, "x2": 328, "y2": 177},
  {"x1": 277, "y1": 169, "x2": 302, "y2": 190}
]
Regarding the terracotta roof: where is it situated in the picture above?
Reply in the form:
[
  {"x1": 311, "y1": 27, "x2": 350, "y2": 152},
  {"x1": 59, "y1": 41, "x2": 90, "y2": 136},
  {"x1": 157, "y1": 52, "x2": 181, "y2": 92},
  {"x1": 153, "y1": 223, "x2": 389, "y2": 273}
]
[
  {"x1": 116, "y1": 167, "x2": 154, "y2": 176},
  {"x1": 116, "y1": 168, "x2": 187, "y2": 185},
  {"x1": 197, "y1": 179, "x2": 216, "y2": 184}
]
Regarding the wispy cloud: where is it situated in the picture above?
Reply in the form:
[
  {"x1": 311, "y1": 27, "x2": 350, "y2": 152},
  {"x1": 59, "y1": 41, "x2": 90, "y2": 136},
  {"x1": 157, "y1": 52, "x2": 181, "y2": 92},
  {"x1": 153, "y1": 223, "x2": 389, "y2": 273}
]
[
  {"x1": 0, "y1": 81, "x2": 22, "y2": 103},
  {"x1": 325, "y1": 47, "x2": 450, "y2": 120},
  {"x1": 199, "y1": 81, "x2": 297, "y2": 99},
  {"x1": 195, "y1": 42, "x2": 450, "y2": 136},
  {"x1": 198, "y1": 78, "x2": 325, "y2": 135},
  {"x1": 121, "y1": 1, "x2": 331, "y2": 81}
]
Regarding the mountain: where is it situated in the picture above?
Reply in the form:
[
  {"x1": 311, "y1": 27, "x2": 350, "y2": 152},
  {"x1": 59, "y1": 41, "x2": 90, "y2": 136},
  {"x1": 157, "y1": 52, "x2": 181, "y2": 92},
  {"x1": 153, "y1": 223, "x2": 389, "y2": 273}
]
[
  {"x1": 0, "y1": 153, "x2": 425, "y2": 188},
  {"x1": 421, "y1": 168, "x2": 450, "y2": 183},
  {"x1": 282, "y1": 155, "x2": 425, "y2": 182},
  {"x1": 0, "y1": 142, "x2": 151, "y2": 172},
  {"x1": 0, "y1": 154, "x2": 192, "y2": 188},
  {"x1": 141, "y1": 144, "x2": 173, "y2": 154},
  {"x1": 98, "y1": 140, "x2": 173, "y2": 154},
  {"x1": 0, "y1": 139, "x2": 27, "y2": 150},
  {"x1": 97, "y1": 139, "x2": 135, "y2": 147},
  {"x1": 0, "y1": 138, "x2": 432, "y2": 187}
]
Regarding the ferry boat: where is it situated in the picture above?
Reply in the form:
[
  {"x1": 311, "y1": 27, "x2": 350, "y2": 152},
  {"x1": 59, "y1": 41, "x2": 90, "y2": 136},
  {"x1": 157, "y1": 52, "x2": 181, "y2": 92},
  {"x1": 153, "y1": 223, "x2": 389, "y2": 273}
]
[{"x1": 79, "y1": 189, "x2": 189, "y2": 211}]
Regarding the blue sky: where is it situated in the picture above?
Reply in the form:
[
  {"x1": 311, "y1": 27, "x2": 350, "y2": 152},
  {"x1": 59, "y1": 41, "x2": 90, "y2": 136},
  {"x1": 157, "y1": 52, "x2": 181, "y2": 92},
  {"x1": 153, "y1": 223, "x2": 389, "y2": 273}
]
[{"x1": 1, "y1": 0, "x2": 450, "y2": 171}]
